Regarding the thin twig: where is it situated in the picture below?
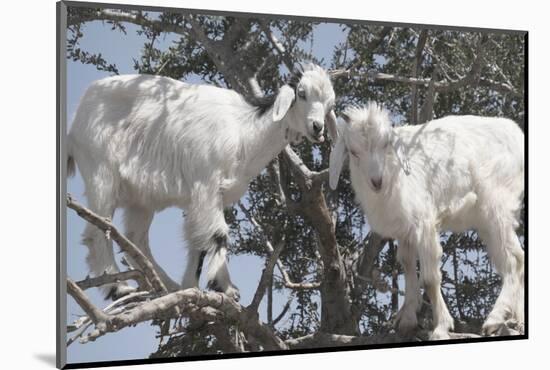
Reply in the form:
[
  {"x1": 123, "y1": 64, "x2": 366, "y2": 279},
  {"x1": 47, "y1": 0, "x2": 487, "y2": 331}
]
[
  {"x1": 75, "y1": 270, "x2": 151, "y2": 292},
  {"x1": 249, "y1": 239, "x2": 285, "y2": 312},
  {"x1": 67, "y1": 279, "x2": 109, "y2": 325},
  {"x1": 237, "y1": 202, "x2": 320, "y2": 291}
]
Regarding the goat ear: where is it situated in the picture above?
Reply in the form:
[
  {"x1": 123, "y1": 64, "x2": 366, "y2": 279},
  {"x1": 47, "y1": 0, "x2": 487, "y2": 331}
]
[
  {"x1": 329, "y1": 134, "x2": 347, "y2": 190},
  {"x1": 391, "y1": 132, "x2": 411, "y2": 175},
  {"x1": 273, "y1": 86, "x2": 295, "y2": 122},
  {"x1": 325, "y1": 110, "x2": 339, "y2": 142}
]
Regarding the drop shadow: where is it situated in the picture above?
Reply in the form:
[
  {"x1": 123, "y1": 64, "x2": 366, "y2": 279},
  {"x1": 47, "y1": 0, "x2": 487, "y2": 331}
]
[{"x1": 33, "y1": 353, "x2": 57, "y2": 367}]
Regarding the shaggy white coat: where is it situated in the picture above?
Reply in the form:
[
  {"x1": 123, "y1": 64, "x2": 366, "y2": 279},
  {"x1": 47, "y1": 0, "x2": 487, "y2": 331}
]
[
  {"x1": 68, "y1": 64, "x2": 337, "y2": 299},
  {"x1": 329, "y1": 103, "x2": 524, "y2": 339}
]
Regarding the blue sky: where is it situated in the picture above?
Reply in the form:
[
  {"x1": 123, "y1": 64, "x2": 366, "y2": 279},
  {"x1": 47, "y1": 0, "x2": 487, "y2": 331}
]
[{"x1": 66, "y1": 15, "x2": 349, "y2": 364}]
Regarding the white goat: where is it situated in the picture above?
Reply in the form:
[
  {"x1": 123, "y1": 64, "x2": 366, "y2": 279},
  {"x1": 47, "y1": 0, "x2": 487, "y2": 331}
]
[
  {"x1": 68, "y1": 64, "x2": 338, "y2": 300},
  {"x1": 329, "y1": 103, "x2": 524, "y2": 339}
]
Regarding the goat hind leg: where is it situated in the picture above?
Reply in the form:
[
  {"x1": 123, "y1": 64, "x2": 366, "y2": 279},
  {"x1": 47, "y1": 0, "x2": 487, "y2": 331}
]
[{"x1": 80, "y1": 179, "x2": 131, "y2": 300}]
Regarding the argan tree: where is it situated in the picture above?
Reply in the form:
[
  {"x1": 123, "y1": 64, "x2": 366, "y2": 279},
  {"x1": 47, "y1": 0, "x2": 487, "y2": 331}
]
[{"x1": 65, "y1": 5, "x2": 525, "y2": 357}]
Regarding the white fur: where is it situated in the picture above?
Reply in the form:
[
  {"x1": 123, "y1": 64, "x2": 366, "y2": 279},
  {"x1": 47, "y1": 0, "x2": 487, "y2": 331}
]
[
  {"x1": 330, "y1": 103, "x2": 524, "y2": 339},
  {"x1": 68, "y1": 64, "x2": 336, "y2": 300}
]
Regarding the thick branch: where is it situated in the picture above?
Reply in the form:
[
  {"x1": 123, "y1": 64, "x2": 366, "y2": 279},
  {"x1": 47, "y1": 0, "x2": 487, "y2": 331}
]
[
  {"x1": 283, "y1": 146, "x2": 316, "y2": 189},
  {"x1": 70, "y1": 9, "x2": 263, "y2": 97},
  {"x1": 81, "y1": 287, "x2": 287, "y2": 350},
  {"x1": 281, "y1": 147, "x2": 358, "y2": 335},
  {"x1": 285, "y1": 330, "x2": 484, "y2": 349},
  {"x1": 184, "y1": 16, "x2": 263, "y2": 97},
  {"x1": 285, "y1": 332, "x2": 402, "y2": 348},
  {"x1": 184, "y1": 16, "x2": 247, "y2": 92}
]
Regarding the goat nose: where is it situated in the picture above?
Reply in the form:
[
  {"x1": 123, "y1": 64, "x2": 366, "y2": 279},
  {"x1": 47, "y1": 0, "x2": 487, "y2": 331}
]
[
  {"x1": 371, "y1": 178, "x2": 382, "y2": 191},
  {"x1": 312, "y1": 121, "x2": 323, "y2": 134}
]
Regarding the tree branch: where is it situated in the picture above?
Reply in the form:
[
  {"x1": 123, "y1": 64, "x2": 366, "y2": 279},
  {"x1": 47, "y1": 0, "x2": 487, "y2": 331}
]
[
  {"x1": 67, "y1": 279, "x2": 110, "y2": 325},
  {"x1": 75, "y1": 270, "x2": 151, "y2": 292},
  {"x1": 419, "y1": 64, "x2": 440, "y2": 123},
  {"x1": 272, "y1": 298, "x2": 292, "y2": 327},
  {"x1": 284, "y1": 330, "x2": 486, "y2": 349},
  {"x1": 259, "y1": 20, "x2": 295, "y2": 73},
  {"x1": 68, "y1": 9, "x2": 186, "y2": 35},
  {"x1": 330, "y1": 35, "x2": 520, "y2": 99},
  {"x1": 411, "y1": 30, "x2": 428, "y2": 125},
  {"x1": 354, "y1": 233, "x2": 389, "y2": 292},
  {"x1": 479, "y1": 77, "x2": 522, "y2": 98},
  {"x1": 67, "y1": 194, "x2": 168, "y2": 294},
  {"x1": 281, "y1": 147, "x2": 358, "y2": 335},
  {"x1": 184, "y1": 16, "x2": 249, "y2": 93},
  {"x1": 435, "y1": 34, "x2": 488, "y2": 93},
  {"x1": 77, "y1": 287, "x2": 287, "y2": 350},
  {"x1": 248, "y1": 239, "x2": 285, "y2": 313},
  {"x1": 329, "y1": 26, "x2": 391, "y2": 79},
  {"x1": 238, "y1": 201, "x2": 320, "y2": 291}
]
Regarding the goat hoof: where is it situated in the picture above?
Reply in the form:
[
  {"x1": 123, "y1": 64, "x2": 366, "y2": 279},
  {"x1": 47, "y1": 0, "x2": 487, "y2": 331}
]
[
  {"x1": 224, "y1": 285, "x2": 240, "y2": 301},
  {"x1": 105, "y1": 284, "x2": 137, "y2": 301},
  {"x1": 396, "y1": 318, "x2": 418, "y2": 336},
  {"x1": 429, "y1": 329, "x2": 451, "y2": 340},
  {"x1": 482, "y1": 318, "x2": 505, "y2": 336},
  {"x1": 394, "y1": 308, "x2": 418, "y2": 335},
  {"x1": 207, "y1": 280, "x2": 240, "y2": 301}
]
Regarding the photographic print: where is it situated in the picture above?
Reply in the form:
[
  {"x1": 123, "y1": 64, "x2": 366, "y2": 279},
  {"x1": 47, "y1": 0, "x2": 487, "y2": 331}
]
[{"x1": 57, "y1": 1, "x2": 527, "y2": 368}]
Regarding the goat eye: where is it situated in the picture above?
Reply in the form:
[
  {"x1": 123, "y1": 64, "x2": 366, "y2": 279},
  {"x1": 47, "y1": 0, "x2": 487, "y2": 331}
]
[{"x1": 297, "y1": 89, "x2": 306, "y2": 100}]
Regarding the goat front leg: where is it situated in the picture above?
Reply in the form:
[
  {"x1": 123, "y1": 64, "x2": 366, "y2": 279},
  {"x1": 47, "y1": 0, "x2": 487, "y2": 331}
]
[
  {"x1": 395, "y1": 240, "x2": 421, "y2": 335},
  {"x1": 480, "y1": 226, "x2": 525, "y2": 335},
  {"x1": 181, "y1": 182, "x2": 240, "y2": 300},
  {"x1": 417, "y1": 227, "x2": 454, "y2": 340}
]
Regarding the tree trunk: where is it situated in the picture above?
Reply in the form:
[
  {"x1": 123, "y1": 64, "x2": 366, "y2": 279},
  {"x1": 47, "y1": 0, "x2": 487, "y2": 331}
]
[{"x1": 300, "y1": 181, "x2": 358, "y2": 335}]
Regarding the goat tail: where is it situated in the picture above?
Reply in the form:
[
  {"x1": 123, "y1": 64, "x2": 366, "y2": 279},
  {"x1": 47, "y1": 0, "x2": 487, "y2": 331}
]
[{"x1": 67, "y1": 138, "x2": 76, "y2": 178}]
